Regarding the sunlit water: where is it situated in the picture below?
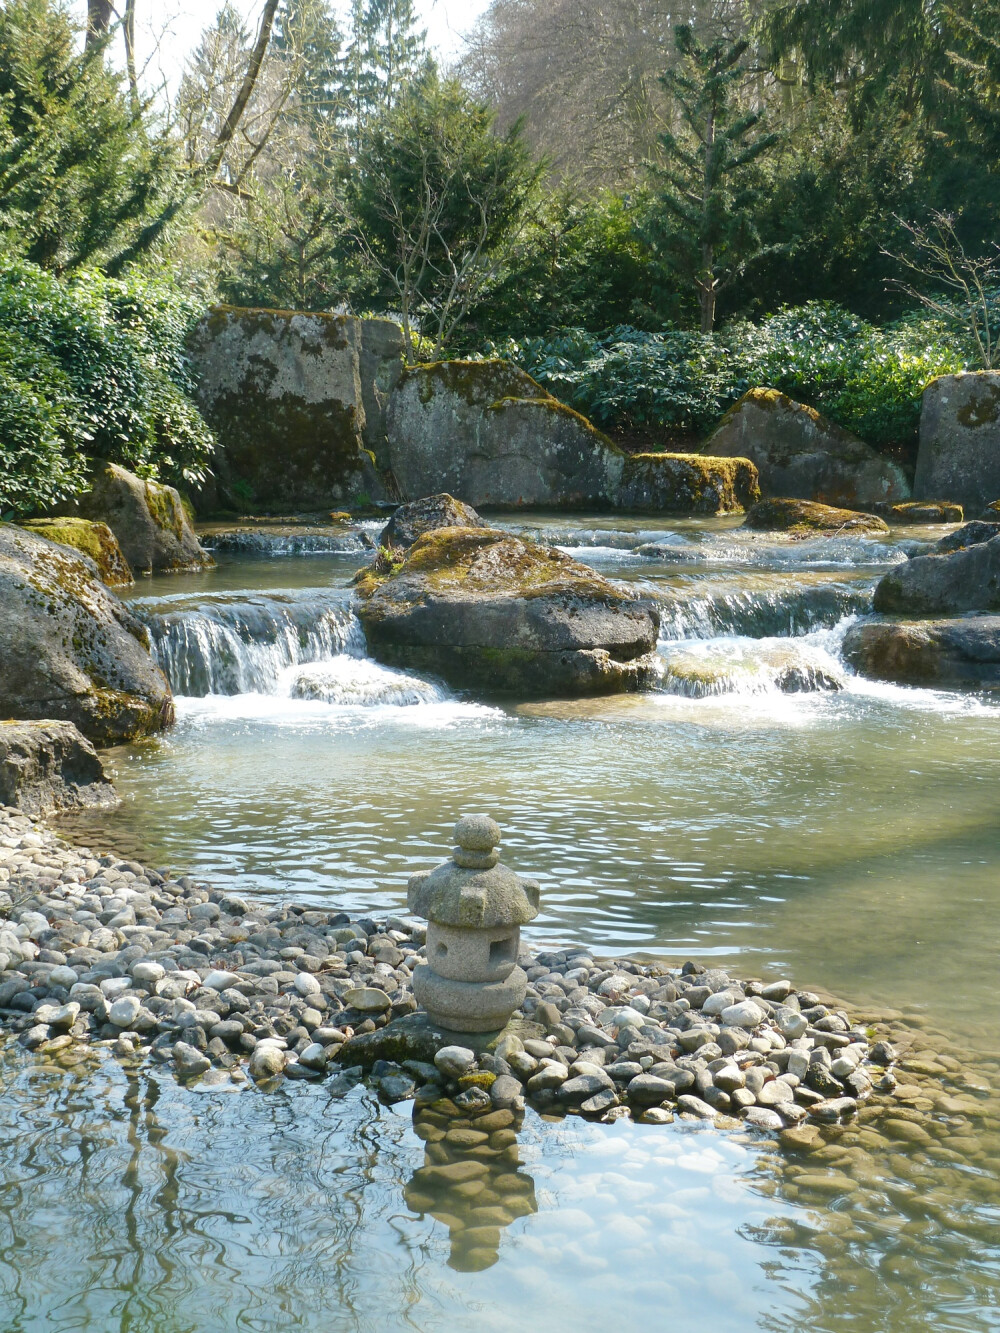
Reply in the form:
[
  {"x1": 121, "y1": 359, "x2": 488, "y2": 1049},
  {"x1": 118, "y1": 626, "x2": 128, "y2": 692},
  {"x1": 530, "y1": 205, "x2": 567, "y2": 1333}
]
[{"x1": 8, "y1": 516, "x2": 1000, "y2": 1332}]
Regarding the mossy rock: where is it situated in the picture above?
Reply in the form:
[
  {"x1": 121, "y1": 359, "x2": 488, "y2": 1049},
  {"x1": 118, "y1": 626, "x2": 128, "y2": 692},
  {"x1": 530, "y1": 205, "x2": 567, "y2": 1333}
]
[
  {"x1": 915, "y1": 374, "x2": 1000, "y2": 512},
  {"x1": 56, "y1": 463, "x2": 212, "y2": 575},
  {"x1": 0, "y1": 524, "x2": 174, "y2": 746},
  {"x1": 615, "y1": 452, "x2": 760, "y2": 515},
  {"x1": 386, "y1": 360, "x2": 624, "y2": 508},
  {"x1": 356, "y1": 526, "x2": 662, "y2": 698},
  {"x1": 744, "y1": 498, "x2": 889, "y2": 537},
  {"x1": 17, "y1": 518, "x2": 133, "y2": 586},
  {"x1": 189, "y1": 306, "x2": 387, "y2": 512},
  {"x1": 885, "y1": 501, "x2": 964, "y2": 525},
  {"x1": 706, "y1": 387, "x2": 910, "y2": 507}
]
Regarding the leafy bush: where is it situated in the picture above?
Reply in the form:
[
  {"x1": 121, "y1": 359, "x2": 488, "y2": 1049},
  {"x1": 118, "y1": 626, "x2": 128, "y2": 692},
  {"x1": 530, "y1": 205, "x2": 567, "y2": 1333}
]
[
  {"x1": 0, "y1": 258, "x2": 214, "y2": 515},
  {"x1": 494, "y1": 302, "x2": 965, "y2": 449}
]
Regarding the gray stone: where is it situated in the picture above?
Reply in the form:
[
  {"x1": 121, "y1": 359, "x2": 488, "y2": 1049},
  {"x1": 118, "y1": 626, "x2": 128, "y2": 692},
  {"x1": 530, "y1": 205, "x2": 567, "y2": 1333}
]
[
  {"x1": 489, "y1": 1074, "x2": 524, "y2": 1110},
  {"x1": 174, "y1": 1042, "x2": 211, "y2": 1078},
  {"x1": 706, "y1": 387, "x2": 909, "y2": 506},
  {"x1": 249, "y1": 1042, "x2": 287, "y2": 1079},
  {"x1": 626, "y1": 1074, "x2": 676, "y2": 1105},
  {"x1": 357, "y1": 527, "x2": 662, "y2": 699},
  {"x1": 203, "y1": 970, "x2": 240, "y2": 991},
  {"x1": 0, "y1": 721, "x2": 119, "y2": 817},
  {"x1": 526, "y1": 1063, "x2": 568, "y2": 1092},
  {"x1": 676, "y1": 1094, "x2": 718, "y2": 1119},
  {"x1": 914, "y1": 372, "x2": 1000, "y2": 511},
  {"x1": 744, "y1": 1107, "x2": 784, "y2": 1131},
  {"x1": 343, "y1": 987, "x2": 392, "y2": 1014},
  {"x1": 297, "y1": 1043, "x2": 329, "y2": 1071},
  {"x1": 33, "y1": 1001, "x2": 79, "y2": 1031},
  {"x1": 434, "y1": 1045, "x2": 476, "y2": 1079},
  {"x1": 0, "y1": 525, "x2": 173, "y2": 746},
  {"x1": 720, "y1": 1000, "x2": 766, "y2": 1029},
  {"x1": 379, "y1": 494, "x2": 486, "y2": 549},
  {"x1": 108, "y1": 995, "x2": 141, "y2": 1027},
  {"x1": 557, "y1": 1071, "x2": 615, "y2": 1103}
]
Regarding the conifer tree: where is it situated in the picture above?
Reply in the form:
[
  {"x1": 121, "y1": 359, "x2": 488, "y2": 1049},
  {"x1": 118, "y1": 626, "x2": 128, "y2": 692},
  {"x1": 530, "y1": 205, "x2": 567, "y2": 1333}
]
[{"x1": 644, "y1": 25, "x2": 779, "y2": 333}]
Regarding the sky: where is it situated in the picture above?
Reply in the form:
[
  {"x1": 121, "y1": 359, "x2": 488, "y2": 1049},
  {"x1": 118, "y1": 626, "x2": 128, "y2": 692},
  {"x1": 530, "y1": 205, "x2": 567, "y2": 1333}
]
[{"x1": 72, "y1": 1, "x2": 491, "y2": 94}]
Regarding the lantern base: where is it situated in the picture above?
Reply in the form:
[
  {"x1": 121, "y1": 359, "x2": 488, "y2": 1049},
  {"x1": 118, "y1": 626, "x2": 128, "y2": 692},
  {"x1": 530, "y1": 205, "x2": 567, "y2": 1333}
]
[{"x1": 412, "y1": 963, "x2": 527, "y2": 1033}]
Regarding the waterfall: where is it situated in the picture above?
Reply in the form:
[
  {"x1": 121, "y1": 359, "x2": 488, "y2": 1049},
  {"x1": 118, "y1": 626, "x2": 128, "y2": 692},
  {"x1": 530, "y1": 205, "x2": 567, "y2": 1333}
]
[
  {"x1": 142, "y1": 592, "x2": 366, "y2": 696},
  {"x1": 656, "y1": 580, "x2": 873, "y2": 642},
  {"x1": 204, "y1": 531, "x2": 372, "y2": 557}
]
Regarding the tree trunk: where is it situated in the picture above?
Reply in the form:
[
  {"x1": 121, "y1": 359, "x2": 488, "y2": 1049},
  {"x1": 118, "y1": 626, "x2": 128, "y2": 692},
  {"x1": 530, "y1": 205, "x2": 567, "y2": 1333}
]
[
  {"x1": 123, "y1": 0, "x2": 138, "y2": 112},
  {"x1": 699, "y1": 276, "x2": 716, "y2": 334},
  {"x1": 85, "y1": 0, "x2": 114, "y2": 48}
]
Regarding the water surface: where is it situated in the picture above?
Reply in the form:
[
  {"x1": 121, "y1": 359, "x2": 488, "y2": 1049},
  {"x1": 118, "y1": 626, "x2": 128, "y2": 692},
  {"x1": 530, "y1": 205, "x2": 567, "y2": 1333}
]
[{"x1": 12, "y1": 515, "x2": 999, "y2": 1332}]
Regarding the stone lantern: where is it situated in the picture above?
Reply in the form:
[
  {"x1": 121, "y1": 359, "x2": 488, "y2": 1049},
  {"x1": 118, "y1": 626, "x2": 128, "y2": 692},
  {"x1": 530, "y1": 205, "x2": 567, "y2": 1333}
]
[{"x1": 408, "y1": 815, "x2": 540, "y2": 1033}]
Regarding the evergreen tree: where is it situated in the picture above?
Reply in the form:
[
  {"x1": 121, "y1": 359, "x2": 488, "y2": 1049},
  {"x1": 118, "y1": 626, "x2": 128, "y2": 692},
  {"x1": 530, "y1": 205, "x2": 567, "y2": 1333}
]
[
  {"x1": 0, "y1": 0, "x2": 176, "y2": 272},
  {"x1": 341, "y1": 0, "x2": 428, "y2": 149},
  {"x1": 644, "y1": 25, "x2": 780, "y2": 332}
]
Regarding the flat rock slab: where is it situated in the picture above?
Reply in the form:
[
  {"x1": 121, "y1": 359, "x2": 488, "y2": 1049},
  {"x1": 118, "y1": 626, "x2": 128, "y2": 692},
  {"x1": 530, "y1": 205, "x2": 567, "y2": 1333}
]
[{"x1": 844, "y1": 616, "x2": 1000, "y2": 688}]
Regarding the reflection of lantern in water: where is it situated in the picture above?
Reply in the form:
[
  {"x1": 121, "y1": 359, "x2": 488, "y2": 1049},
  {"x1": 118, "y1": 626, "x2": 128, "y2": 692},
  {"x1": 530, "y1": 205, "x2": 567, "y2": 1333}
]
[
  {"x1": 407, "y1": 815, "x2": 540, "y2": 1034},
  {"x1": 404, "y1": 1099, "x2": 537, "y2": 1272}
]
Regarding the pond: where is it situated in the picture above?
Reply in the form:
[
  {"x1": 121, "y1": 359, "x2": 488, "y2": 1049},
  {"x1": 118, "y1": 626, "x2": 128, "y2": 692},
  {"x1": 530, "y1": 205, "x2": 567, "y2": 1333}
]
[{"x1": 10, "y1": 514, "x2": 999, "y2": 1332}]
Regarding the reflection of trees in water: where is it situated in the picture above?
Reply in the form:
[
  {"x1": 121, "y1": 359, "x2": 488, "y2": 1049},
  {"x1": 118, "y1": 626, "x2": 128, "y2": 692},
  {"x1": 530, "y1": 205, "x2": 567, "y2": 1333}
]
[
  {"x1": 404, "y1": 1100, "x2": 537, "y2": 1271},
  {"x1": 0, "y1": 1050, "x2": 437, "y2": 1327}
]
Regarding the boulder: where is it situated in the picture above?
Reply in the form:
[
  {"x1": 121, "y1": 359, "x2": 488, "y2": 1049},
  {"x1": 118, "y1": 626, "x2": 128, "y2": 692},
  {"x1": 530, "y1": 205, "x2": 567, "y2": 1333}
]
[
  {"x1": 0, "y1": 720, "x2": 119, "y2": 816},
  {"x1": 744, "y1": 497, "x2": 889, "y2": 536},
  {"x1": 982, "y1": 500, "x2": 1000, "y2": 520},
  {"x1": 844, "y1": 617, "x2": 1000, "y2": 688},
  {"x1": 872, "y1": 534, "x2": 1000, "y2": 615},
  {"x1": 385, "y1": 360, "x2": 621, "y2": 507},
  {"x1": 379, "y1": 494, "x2": 485, "y2": 549},
  {"x1": 914, "y1": 373, "x2": 1000, "y2": 512},
  {"x1": 16, "y1": 518, "x2": 133, "y2": 586},
  {"x1": 0, "y1": 524, "x2": 174, "y2": 745},
  {"x1": 704, "y1": 388, "x2": 910, "y2": 506},
  {"x1": 614, "y1": 452, "x2": 759, "y2": 515},
  {"x1": 189, "y1": 306, "x2": 392, "y2": 511},
  {"x1": 61, "y1": 463, "x2": 212, "y2": 574},
  {"x1": 883, "y1": 501, "x2": 964, "y2": 525},
  {"x1": 355, "y1": 526, "x2": 661, "y2": 697},
  {"x1": 934, "y1": 521, "x2": 1000, "y2": 554}
]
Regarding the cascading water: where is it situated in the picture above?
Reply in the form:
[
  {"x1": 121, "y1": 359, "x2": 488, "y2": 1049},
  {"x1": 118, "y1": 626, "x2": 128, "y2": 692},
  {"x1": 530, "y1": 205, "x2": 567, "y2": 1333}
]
[
  {"x1": 138, "y1": 588, "x2": 460, "y2": 712},
  {"x1": 653, "y1": 577, "x2": 873, "y2": 642},
  {"x1": 141, "y1": 591, "x2": 366, "y2": 696}
]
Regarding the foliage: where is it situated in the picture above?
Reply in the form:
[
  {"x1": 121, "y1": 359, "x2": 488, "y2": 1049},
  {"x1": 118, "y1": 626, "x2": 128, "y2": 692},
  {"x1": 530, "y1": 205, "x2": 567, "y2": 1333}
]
[
  {"x1": 458, "y1": 189, "x2": 656, "y2": 346},
  {"x1": 342, "y1": 69, "x2": 543, "y2": 359},
  {"x1": 888, "y1": 211, "x2": 1000, "y2": 368},
  {"x1": 0, "y1": 0, "x2": 177, "y2": 273},
  {"x1": 493, "y1": 303, "x2": 965, "y2": 448},
  {"x1": 0, "y1": 257, "x2": 215, "y2": 516},
  {"x1": 643, "y1": 26, "x2": 781, "y2": 334}
]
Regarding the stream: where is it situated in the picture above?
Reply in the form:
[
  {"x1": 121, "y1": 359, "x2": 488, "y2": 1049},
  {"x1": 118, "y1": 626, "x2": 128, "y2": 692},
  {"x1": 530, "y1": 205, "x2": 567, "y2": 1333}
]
[{"x1": 5, "y1": 514, "x2": 999, "y2": 1332}]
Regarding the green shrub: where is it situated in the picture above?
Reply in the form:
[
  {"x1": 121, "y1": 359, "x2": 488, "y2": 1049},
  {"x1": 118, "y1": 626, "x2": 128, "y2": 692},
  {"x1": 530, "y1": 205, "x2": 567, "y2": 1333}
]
[
  {"x1": 494, "y1": 302, "x2": 965, "y2": 449},
  {"x1": 0, "y1": 258, "x2": 214, "y2": 515}
]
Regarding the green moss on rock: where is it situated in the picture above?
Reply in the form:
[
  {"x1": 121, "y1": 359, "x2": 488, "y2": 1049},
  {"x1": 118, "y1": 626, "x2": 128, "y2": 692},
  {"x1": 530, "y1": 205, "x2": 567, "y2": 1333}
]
[
  {"x1": 617, "y1": 452, "x2": 760, "y2": 515},
  {"x1": 744, "y1": 497, "x2": 890, "y2": 536},
  {"x1": 17, "y1": 518, "x2": 133, "y2": 586}
]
